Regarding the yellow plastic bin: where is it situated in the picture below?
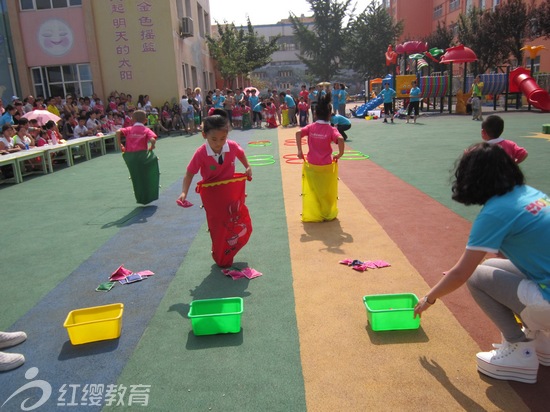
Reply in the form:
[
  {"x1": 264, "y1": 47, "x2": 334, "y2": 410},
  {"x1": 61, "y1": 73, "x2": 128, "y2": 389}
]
[
  {"x1": 363, "y1": 293, "x2": 420, "y2": 331},
  {"x1": 64, "y1": 303, "x2": 124, "y2": 345},
  {"x1": 188, "y1": 297, "x2": 243, "y2": 336}
]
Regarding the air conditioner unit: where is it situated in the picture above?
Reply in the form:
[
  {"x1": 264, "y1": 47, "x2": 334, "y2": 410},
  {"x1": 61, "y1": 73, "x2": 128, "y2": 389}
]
[{"x1": 180, "y1": 16, "x2": 194, "y2": 38}]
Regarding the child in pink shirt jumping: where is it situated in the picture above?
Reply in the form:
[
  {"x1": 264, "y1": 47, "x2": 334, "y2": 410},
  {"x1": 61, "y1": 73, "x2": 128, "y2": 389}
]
[
  {"x1": 481, "y1": 115, "x2": 528, "y2": 164},
  {"x1": 177, "y1": 109, "x2": 253, "y2": 267},
  {"x1": 116, "y1": 110, "x2": 157, "y2": 152},
  {"x1": 116, "y1": 110, "x2": 159, "y2": 204},
  {"x1": 296, "y1": 92, "x2": 345, "y2": 222}
]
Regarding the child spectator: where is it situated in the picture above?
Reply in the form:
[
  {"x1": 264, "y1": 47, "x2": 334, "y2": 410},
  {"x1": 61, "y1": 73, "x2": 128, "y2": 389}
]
[
  {"x1": 481, "y1": 115, "x2": 528, "y2": 164},
  {"x1": 264, "y1": 99, "x2": 278, "y2": 128},
  {"x1": 232, "y1": 103, "x2": 243, "y2": 129},
  {"x1": 44, "y1": 120, "x2": 62, "y2": 144},
  {"x1": 241, "y1": 103, "x2": 252, "y2": 130},
  {"x1": 297, "y1": 96, "x2": 309, "y2": 127},
  {"x1": 161, "y1": 103, "x2": 173, "y2": 132},
  {"x1": 148, "y1": 108, "x2": 168, "y2": 135},
  {"x1": 280, "y1": 102, "x2": 289, "y2": 127},
  {"x1": 73, "y1": 116, "x2": 90, "y2": 138},
  {"x1": 86, "y1": 110, "x2": 101, "y2": 135}
]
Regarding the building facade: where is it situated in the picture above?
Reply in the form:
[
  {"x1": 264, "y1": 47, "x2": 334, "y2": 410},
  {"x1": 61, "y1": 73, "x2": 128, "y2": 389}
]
[
  {"x1": 1, "y1": 0, "x2": 215, "y2": 107},
  {"x1": 382, "y1": 0, "x2": 550, "y2": 73}
]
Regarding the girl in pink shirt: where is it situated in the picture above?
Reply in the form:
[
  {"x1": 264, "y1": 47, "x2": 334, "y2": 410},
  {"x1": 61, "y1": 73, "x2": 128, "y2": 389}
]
[
  {"x1": 295, "y1": 92, "x2": 344, "y2": 222},
  {"x1": 178, "y1": 109, "x2": 252, "y2": 201},
  {"x1": 296, "y1": 92, "x2": 344, "y2": 165},
  {"x1": 177, "y1": 109, "x2": 253, "y2": 268}
]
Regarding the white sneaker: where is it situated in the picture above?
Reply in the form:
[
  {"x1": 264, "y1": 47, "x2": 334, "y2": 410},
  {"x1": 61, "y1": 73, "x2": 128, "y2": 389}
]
[
  {"x1": 476, "y1": 340, "x2": 539, "y2": 384},
  {"x1": 0, "y1": 351, "x2": 25, "y2": 372},
  {"x1": 0, "y1": 331, "x2": 27, "y2": 350},
  {"x1": 524, "y1": 328, "x2": 550, "y2": 366}
]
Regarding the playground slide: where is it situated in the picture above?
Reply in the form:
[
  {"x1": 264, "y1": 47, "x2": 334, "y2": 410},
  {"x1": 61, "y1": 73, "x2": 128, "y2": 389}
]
[
  {"x1": 353, "y1": 95, "x2": 384, "y2": 117},
  {"x1": 509, "y1": 67, "x2": 550, "y2": 112}
]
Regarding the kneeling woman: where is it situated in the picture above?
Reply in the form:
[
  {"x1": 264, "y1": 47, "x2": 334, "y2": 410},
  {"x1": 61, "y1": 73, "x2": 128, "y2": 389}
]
[{"x1": 414, "y1": 143, "x2": 550, "y2": 384}]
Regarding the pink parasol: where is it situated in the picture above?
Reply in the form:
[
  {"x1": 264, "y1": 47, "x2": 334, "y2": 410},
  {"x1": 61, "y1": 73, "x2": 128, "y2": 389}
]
[
  {"x1": 21, "y1": 110, "x2": 61, "y2": 126},
  {"x1": 244, "y1": 86, "x2": 259, "y2": 94}
]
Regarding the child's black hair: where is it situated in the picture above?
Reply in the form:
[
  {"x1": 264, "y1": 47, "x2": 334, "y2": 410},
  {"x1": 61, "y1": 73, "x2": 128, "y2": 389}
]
[
  {"x1": 203, "y1": 108, "x2": 229, "y2": 133},
  {"x1": 45, "y1": 120, "x2": 56, "y2": 129},
  {"x1": 451, "y1": 142, "x2": 524, "y2": 205},
  {"x1": 315, "y1": 91, "x2": 332, "y2": 121},
  {"x1": 481, "y1": 115, "x2": 504, "y2": 139}
]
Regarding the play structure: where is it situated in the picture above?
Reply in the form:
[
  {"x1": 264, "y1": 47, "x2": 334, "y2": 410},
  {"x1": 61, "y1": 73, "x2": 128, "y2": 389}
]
[{"x1": 353, "y1": 42, "x2": 550, "y2": 117}]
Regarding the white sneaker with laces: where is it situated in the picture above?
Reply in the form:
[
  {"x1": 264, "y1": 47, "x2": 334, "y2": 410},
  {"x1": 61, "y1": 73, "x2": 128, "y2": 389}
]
[
  {"x1": 476, "y1": 340, "x2": 539, "y2": 384},
  {"x1": 524, "y1": 328, "x2": 550, "y2": 366},
  {"x1": 0, "y1": 331, "x2": 27, "y2": 350},
  {"x1": 0, "y1": 351, "x2": 25, "y2": 372}
]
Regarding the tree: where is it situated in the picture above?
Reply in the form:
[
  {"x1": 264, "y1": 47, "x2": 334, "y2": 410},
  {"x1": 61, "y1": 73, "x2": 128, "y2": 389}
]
[
  {"x1": 289, "y1": 0, "x2": 353, "y2": 81},
  {"x1": 457, "y1": 7, "x2": 510, "y2": 73},
  {"x1": 206, "y1": 18, "x2": 279, "y2": 88},
  {"x1": 345, "y1": 1, "x2": 403, "y2": 79},
  {"x1": 532, "y1": 0, "x2": 550, "y2": 38},
  {"x1": 491, "y1": 0, "x2": 535, "y2": 65},
  {"x1": 423, "y1": 21, "x2": 455, "y2": 51}
]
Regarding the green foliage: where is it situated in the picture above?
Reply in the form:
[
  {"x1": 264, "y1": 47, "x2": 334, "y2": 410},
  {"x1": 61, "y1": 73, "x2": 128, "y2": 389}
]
[
  {"x1": 206, "y1": 18, "x2": 280, "y2": 88},
  {"x1": 345, "y1": 1, "x2": 403, "y2": 79},
  {"x1": 423, "y1": 21, "x2": 455, "y2": 51},
  {"x1": 289, "y1": 0, "x2": 353, "y2": 82}
]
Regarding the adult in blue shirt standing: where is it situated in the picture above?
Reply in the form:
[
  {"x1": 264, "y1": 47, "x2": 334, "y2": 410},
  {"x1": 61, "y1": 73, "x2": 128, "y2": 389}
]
[
  {"x1": 338, "y1": 83, "x2": 348, "y2": 116},
  {"x1": 332, "y1": 83, "x2": 340, "y2": 115},
  {"x1": 406, "y1": 80, "x2": 422, "y2": 124},
  {"x1": 330, "y1": 114, "x2": 351, "y2": 141},
  {"x1": 378, "y1": 83, "x2": 396, "y2": 123}
]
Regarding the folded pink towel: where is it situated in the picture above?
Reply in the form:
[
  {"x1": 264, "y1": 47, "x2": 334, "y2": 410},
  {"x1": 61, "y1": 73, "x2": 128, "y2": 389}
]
[
  {"x1": 222, "y1": 267, "x2": 263, "y2": 280},
  {"x1": 110, "y1": 265, "x2": 155, "y2": 281}
]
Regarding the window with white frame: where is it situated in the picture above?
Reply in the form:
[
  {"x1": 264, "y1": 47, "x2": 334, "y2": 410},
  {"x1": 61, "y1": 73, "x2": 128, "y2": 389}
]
[
  {"x1": 526, "y1": 56, "x2": 540, "y2": 73},
  {"x1": 31, "y1": 63, "x2": 92, "y2": 99},
  {"x1": 449, "y1": 0, "x2": 460, "y2": 12},
  {"x1": 493, "y1": 0, "x2": 501, "y2": 10},
  {"x1": 20, "y1": 0, "x2": 81, "y2": 10},
  {"x1": 433, "y1": 4, "x2": 443, "y2": 19},
  {"x1": 278, "y1": 71, "x2": 293, "y2": 78}
]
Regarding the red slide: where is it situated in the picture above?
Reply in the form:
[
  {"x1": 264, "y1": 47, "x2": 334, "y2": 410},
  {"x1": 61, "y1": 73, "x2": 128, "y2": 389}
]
[{"x1": 509, "y1": 67, "x2": 550, "y2": 112}]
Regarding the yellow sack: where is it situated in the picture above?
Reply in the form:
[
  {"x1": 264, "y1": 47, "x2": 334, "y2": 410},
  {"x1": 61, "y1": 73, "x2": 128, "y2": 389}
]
[{"x1": 302, "y1": 161, "x2": 338, "y2": 222}]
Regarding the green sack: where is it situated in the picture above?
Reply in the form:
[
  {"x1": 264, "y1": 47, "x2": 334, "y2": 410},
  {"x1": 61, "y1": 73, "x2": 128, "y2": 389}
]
[{"x1": 123, "y1": 150, "x2": 160, "y2": 204}]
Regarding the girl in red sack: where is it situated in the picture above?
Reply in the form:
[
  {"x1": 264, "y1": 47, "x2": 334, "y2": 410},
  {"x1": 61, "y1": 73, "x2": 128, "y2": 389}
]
[{"x1": 177, "y1": 109, "x2": 253, "y2": 267}]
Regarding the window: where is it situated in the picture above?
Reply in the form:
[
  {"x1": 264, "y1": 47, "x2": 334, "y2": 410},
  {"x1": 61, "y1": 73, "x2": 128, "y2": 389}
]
[
  {"x1": 280, "y1": 83, "x2": 292, "y2": 90},
  {"x1": 493, "y1": 0, "x2": 501, "y2": 10},
  {"x1": 278, "y1": 71, "x2": 293, "y2": 78},
  {"x1": 449, "y1": 0, "x2": 460, "y2": 12},
  {"x1": 253, "y1": 72, "x2": 267, "y2": 79},
  {"x1": 31, "y1": 63, "x2": 92, "y2": 99},
  {"x1": 20, "y1": 0, "x2": 81, "y2": 10},
  {"x1": 433, "y1": 4, "x2": 443, "y2": 19},
  {"x1": 526, "y1": 56, "x2": 540, "y2": 73},
  {"x1": 279, "y1": 43, "x2": 296, "y2": 51},
  {"x1": 197, "y1": 4, "x2": 205, "y2": 37},
  {"x1": 450, "y1": 23, "x2": 458, "y2": 37}
]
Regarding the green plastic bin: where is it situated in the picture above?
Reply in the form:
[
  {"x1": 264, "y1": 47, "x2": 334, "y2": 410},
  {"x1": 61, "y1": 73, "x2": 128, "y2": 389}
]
[
  {"x1": 363, "y1": 293, "x2": 420, "y2": 331},
  {"x1": 188, "y1": 297, "x2": 243, "y2": 336}
]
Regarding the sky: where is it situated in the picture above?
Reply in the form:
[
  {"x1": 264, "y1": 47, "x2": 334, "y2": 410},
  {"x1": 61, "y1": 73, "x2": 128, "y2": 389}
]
[{"x1": 209, "y1": 0, "x2": 374, "y2": 27}]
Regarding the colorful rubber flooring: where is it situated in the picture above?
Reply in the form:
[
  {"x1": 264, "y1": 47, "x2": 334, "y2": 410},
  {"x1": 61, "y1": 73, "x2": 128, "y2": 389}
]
[{"x1": 1, "y1": 110, "x2": 549, "y2": 411}]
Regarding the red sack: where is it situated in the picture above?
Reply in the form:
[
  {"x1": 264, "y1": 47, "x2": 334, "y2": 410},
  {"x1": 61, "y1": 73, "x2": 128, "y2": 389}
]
[{"x1": 196, "y1": 173, "x2": 252, "y2": 267}]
